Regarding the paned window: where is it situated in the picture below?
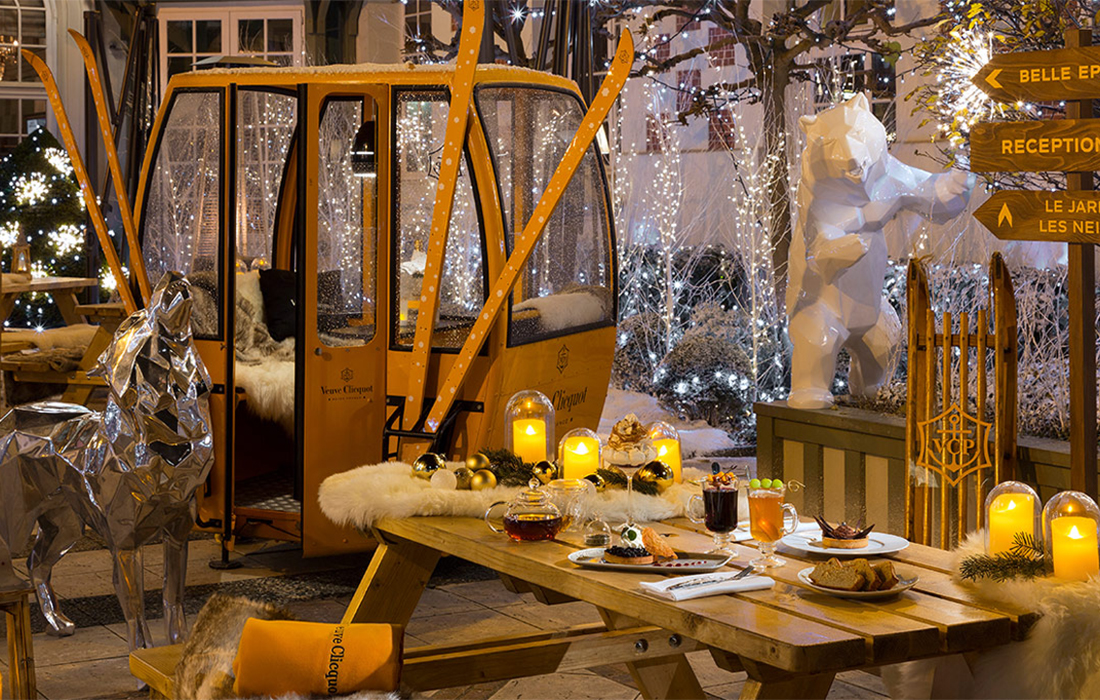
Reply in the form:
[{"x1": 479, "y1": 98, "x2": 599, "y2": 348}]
[
  {"x1": 404, "y1": 0, "x2": 433, "y2": 57},
  {"x1": 158, "y1": 8, "x2": 303, "y2": 88},
  {"x1": 393, "y1": 90, "x2": 484, "y2": 349},
  {"x1": 0, "y1": 0, "x2": 46, "y2": 155},
  {"x1": 476, "y1": 86, "x2": 614, "y2": 346}
]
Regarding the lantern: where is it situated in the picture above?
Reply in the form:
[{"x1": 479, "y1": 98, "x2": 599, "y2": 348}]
[
  {"x1": 647, "y1": 421, "x2": 682, "y2": 483},
  {"x1": 558, "y1": 427, "x2": 601, "y2": 480},
  {"x1": 1042, "y1": 490, "x2": 1100, "y2": 581},
  {"x1": 504, "y1": 390, "x2": 554, "y2": 464},
  {"x1": 985, "y1": 481, "x2": 1039, "y2": 556}
]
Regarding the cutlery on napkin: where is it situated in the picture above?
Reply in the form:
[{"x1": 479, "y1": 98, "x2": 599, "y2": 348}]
[{"x1": 639, "y1": 570, "x2": 774, "y2": 601}]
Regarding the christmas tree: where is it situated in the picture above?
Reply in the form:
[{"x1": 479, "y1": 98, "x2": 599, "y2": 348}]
[{"x1": 0, "y1": 127, "x2": 88, "y2": 329}]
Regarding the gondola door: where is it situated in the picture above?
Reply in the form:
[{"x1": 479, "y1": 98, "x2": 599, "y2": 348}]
[{"x1": 300, "y1": 86, "x2": 388, "y2": 555}]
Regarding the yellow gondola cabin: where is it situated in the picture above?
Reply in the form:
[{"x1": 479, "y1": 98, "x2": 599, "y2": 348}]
[{"x1": 131, "y1": 63, "x2": 617, "y2": 556}]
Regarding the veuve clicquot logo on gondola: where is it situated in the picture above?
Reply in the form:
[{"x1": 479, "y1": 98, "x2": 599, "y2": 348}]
[
  {"x1": 320, "y1": 383, "x2": 374, "y2": 400},
  {"x1": 552, "y1": 386, "x2": 587, "y2": 413}
]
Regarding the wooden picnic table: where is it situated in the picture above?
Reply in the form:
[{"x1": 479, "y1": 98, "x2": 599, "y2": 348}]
[
  {"x1": 0, "y1": 276, "x2": 98, "y2": 326},
  {"x1": 130, "y1": 515, "x2": 1037, "y2": 699},
  {"x1": 339, "y1": 516, "x2": 1037, "y2": 699}
]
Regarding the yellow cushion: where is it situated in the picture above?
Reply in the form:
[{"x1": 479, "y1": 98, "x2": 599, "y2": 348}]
[{"x1": 232, "y1": 619, "x2": 402, "y2": 697}]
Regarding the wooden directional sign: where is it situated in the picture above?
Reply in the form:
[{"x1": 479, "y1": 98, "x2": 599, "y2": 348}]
[
  {"x1": 970, "y1": 118, "x2": 1100, "y2": 173},
  {"x1": 975, "y1": 190, "x2": 1100, "y2": 242},
  {"x1": 973, "y1": 46, "x2": 1100, "y2": 102}
]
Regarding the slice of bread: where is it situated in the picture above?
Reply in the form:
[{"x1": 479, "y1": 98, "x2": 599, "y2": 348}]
[
  {"x1": 809, "y1": 558, "x2": 865, "y2": 591},
  {"x1": 850, "y1": 558, "x2": 877, "y2": 591},
  {"x1": 873, "y1": 561, "x2": 898, "y2": 590}
]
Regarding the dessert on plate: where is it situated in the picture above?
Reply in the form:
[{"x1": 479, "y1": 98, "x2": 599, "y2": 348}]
[
  {"x1": 603, "y1": 545, "x2": 654, "y2": 565},
  {"x1": 814, "y1": 516, "x2": 874, "y2": 549}
]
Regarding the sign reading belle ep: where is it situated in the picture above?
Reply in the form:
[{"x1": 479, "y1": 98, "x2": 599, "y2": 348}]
[{"x1": 973, "y1": 46, "x2": 1100, "y2": 102}]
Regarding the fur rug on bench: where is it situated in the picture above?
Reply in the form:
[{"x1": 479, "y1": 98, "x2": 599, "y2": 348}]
[
  {"x1": 882, "y1": 534, "x2": 1100, "y2": 699},
  {"x1": 319, "y1": 461, "x2": 703, "y2": 529},
  {"x1": 176, "y1": 594, "x2": 402, "y2": 700}
]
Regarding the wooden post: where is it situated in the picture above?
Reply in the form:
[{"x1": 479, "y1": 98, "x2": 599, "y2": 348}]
[{"x1": 1065, "y1": 29, "x2": 1098, "y2": 500}]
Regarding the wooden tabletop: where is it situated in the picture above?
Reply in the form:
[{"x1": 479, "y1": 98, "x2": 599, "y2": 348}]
[
  {"x1": 374, "y1": 516, "x2": 1037, "y2": 676},
  {"x1": 1, "y1": 276, "x2": 97, "y2": 294}
]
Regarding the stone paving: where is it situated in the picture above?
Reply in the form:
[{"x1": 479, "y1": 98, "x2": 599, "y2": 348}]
[{"x1": 0, "y1": 538, "x2": 890, "y2": 700}]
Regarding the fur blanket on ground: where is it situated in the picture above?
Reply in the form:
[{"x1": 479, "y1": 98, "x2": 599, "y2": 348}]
[
  {"x1": 176, "y1": 594, "x2": 402, "y2": 700},
  {"x1": 882, "y1": 534, "x2": 1100, "y2": 699},
  {"x1": 319, "y1": 462, "x2": 705, "y2": 529}
]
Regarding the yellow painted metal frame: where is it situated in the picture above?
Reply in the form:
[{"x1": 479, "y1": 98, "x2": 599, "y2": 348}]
[{"x1": 124, "y1": 59, "x2": 618, "y2": 554}]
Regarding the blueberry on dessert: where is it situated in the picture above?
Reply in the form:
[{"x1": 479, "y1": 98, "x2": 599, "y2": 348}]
[{"x1": 603, "y1": 545, "x2": 654, "y2": 565}]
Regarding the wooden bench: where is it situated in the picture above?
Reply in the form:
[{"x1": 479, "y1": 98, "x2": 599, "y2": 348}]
[{"x1": 1, "y1": 588, "x2": 37, "y2": 700}]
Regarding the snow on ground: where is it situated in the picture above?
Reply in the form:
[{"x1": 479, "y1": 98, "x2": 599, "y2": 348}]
[{"x1": 598, "y1": 387, "x2": 737, "y2": 458}]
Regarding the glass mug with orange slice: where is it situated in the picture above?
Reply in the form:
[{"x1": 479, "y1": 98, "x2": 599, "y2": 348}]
[{"x1": 747, "y1": 478, "x2": 799, "y2": 570}]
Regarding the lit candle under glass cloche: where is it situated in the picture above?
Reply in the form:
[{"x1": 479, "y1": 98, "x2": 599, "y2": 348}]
[
  {"x1": 646, "y1": 421, "x2": 682, "y2": 484},
  {"x1": 985, "y1": 481, "x2": 1039, "y2": 556},
  {"x1": 558, "y1": 427, "x2": 601, "y2": 480},
  {"x1": 1043, "y1": 490, "x2": 1100, "y2": 582},
  {"x1": 504, "y1": 390, "x2": 555, "y2": 464}
]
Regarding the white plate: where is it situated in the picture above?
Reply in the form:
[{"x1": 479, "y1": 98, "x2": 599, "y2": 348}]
[
  {"x1": 780, "y1": 530, "x2": 910, "y2": 557},
  {"x1": 797, "y1": 567, "x2": 918, "y2": 600},
  {"x1": 567, "y1": 548, "x2": 733, "y2": 573}
]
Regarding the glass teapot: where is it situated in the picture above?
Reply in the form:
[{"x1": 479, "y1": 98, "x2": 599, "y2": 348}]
[{"x1": 484, "y1": 478, "x2": 563, "y2": 541}]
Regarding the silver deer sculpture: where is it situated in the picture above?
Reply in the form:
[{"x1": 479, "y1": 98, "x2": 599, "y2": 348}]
[{"x1": 0, "y1": 272, "x2": 213, "y2": 650}]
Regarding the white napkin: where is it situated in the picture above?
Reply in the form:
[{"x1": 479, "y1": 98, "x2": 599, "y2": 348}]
[
  {"x1": 732, "y1": 520, "x2": 820, "y2": 543},
  {"x1": 639, "y1": 571, "x2": 775, "y2": 601}
]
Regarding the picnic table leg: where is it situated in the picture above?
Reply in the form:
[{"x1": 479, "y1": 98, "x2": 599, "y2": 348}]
[
  {"x1": 738, "y1": 658, "x2": 834, "y2": 700},
  {"x1": 341, "y1": 529, "x2": 440, "y2": 625},
  {"x1": 60, "y1": 326, "x2": 113, "y2": 404},
  {"x1": 53, "y1": 292, "x2": 83, "y2": 326},
  {"x1": 598, "y1": 608, "x2": 705, "y2": 700}
]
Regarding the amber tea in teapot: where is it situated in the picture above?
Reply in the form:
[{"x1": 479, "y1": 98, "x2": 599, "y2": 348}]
[{"x1": 485, "y1": 478, "x2": 563, "y2": 541}]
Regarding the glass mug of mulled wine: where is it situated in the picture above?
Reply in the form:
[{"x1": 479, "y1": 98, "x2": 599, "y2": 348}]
[
  {"x1": 484, "y1": 479, "x2": 563, "y2": 541},
  {"x1": 747, "y1": 480, "x2": 798, "y2": 570},
  {"x1": 687, "y1": 471, "x2": 740, "y2": 555}
]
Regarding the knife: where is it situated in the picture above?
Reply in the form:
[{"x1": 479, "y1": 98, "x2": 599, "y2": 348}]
[{"x1": 665, "y1": 566, "x2": 755, "y2": 592}]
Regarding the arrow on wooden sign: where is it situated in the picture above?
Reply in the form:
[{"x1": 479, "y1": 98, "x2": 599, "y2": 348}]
[
  {"x1": 970, "y1": 118, "x2": 1100, "y2": 173},
  {"x1": 973, "y1": 46, "x2": 1100, "y2": 102},
  {"x1": 974, "y1": 190, "x2": 1100, "y2": 242}
]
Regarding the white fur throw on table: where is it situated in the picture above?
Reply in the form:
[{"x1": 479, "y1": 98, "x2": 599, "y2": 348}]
[
  {"x1": 882, "y1": 533, "x2": 1100, "y2": 699},
  {"x1": 319, "y1": 462, "x2": 707, "y2": 529}
]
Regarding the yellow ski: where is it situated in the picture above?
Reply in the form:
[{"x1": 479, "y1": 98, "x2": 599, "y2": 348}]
[
  {"x1": 425, "y1": 29, "x2": 634, "y2": 432},
  {"x1": 23, "y1": 49, "x2": 137, "y2": 314},
  {"x1": 403, "y1": 0, "x2": 485, "y2": 429},
  {"x1": 70, "y1": 29, "x2": 152, "y2": 304}
]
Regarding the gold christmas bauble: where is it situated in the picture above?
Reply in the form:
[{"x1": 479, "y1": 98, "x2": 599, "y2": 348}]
[
  {"x1": 470, "y1": 469, "x2": 498, "y2": 491},
  {"x1": 453, "y1": 466, "x2": 474, "y2": 490},
  {"x1": 412, "y1": 453, "x2": 446, "y2": 480},
  {"x1": 532, "y1": 460, "x2": 557, "y2": 484},
  {"x1": 636, "y1": 460, "x2": 674, "y2": 493},
  {"x1": 583, "y1": 472, "x2": 607, "y2": 492},
  {"x1": 466, "y1": 452, "x2": 492, "y2": 472}
]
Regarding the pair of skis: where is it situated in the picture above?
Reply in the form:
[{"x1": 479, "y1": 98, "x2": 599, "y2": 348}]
[
  {"x1": 24, "y1": 33, "x2": 151, "y2": 313},
  {"x1": 403, "y1": 1, "x2": 634, "y2": 433}
]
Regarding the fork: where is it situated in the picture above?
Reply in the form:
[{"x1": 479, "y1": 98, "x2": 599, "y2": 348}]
[{"x1": 665, "y1": 565, "x2": 756, "y2": 592}]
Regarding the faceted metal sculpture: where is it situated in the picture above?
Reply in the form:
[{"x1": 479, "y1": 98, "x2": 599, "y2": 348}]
[
  {"x1": 787, "y1": 93, "x2": 975, "y2": 410},
  {"x1": 0, "y1": 272, "x2": 213, "y2": 649}
]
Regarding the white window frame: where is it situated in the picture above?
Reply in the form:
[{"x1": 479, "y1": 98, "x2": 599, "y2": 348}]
[
  {"x1": 0, "y1": 0, "x2": 47, "y2": 153},
  {"x1": 157, "y1": 4, "x2": 304, "y2": 91}
]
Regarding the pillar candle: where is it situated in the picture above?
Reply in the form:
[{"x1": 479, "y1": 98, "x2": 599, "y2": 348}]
[
  {"x1": 987, "y1": 492, "x2": 1035, "y2": 555},
  {"x1": 512, "y1": 418, "x2": 547, "y2": 463},
  {"x1": 653, "y1": 438, "x2": 683, "y2": 484},
  {"x1": 1051, "y1": 516, "x2": 1100, "y2": 581},
  {"x1": 560, "y1": 436, "x2": 600, "y2": 479}
]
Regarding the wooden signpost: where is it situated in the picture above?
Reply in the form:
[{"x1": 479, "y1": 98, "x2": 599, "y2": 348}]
[
  {"x1": 974, "y1": 191, "x2": 1100, "y2": 243},
  {"x1": 971, "y1": 29, "x2": 1098, "y2": 499},
  {"x1": 974, "y1": 45, "x2": 1100, "y2": 103},
  {"x1": 970, "y1": 119, "x2": 1100, "y2": 173}
]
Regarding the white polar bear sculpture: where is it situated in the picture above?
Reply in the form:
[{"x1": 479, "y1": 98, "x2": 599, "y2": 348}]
[{"x1": 786, "y1": 93, "x2": 974, "y2": 410}]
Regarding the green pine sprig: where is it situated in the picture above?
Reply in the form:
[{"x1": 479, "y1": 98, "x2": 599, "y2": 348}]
[{"x1": 959, "y1": 532, "x2": 1046, "y2": 582}]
